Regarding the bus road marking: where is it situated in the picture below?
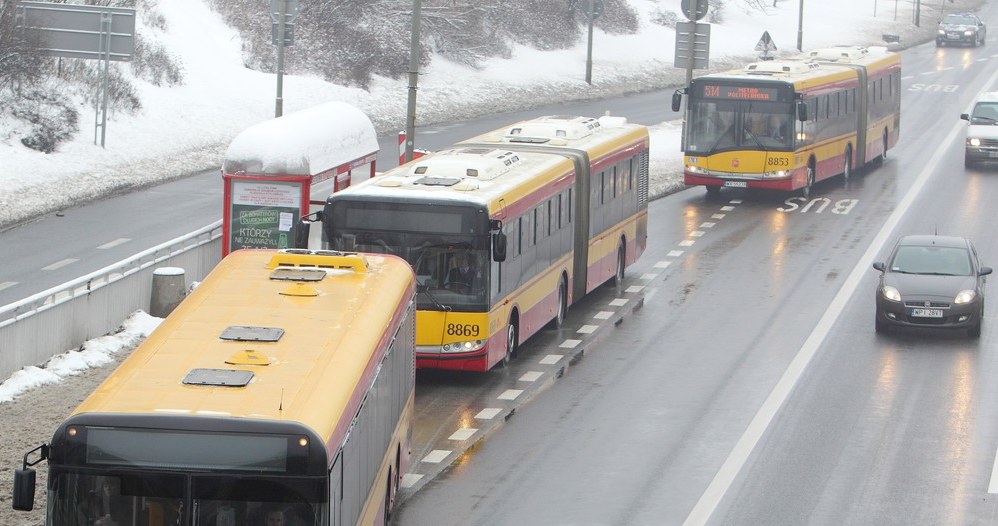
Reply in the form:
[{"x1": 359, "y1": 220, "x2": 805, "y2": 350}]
[
  {"x1": 498, "y1": 389, "x2": 523, "y2": 401},
  {"x1": 401, "y1": 474, "x2": 423, "y2": 488},
  {"x1": 559, "y1": 339, "x2": 581, "y2": 349},
  {"x1": 679, "y1": 240, "x2": 695, "y2": 247},
  {"x1": 654, "y1": 261, "x2": 672, "y2": 269},
  {"x1": 609, "y1": 298, "x2": 629, "y2": 307},
  {"x1": 668, "y1": 250, "x2": 685, "y2": 257},
  {"x1": 594, "y1": 311, "x2": 614, "y2": 320},
  {"x1": 541, "y1": 354, "x2": 566, "y2": 364},
  {"x1": 421, "y1": 450, "x2": 451, "y2": 463},
  {"x1": 519, "y1": 371, "x2": 544, "y2": 382},
  {"x1": 988, "y1": 444, "x2": 998, "y2": 493},
  {"x1": 97, "y1": 238, "x2": 130, "y2": 249},
  {"x1": 475, "y1": 408, "x2": 503, "y2": 419},
  {"x1": 0, "y1": 281, "x2": 16, "y2": 292},
  {"x1": 683, "y1": 98, "x2": 974, "y2": 526},
  {"x1": 42, "y1": 258, "x2": 78, "y2": 271},
  {"x1": 448, "y1": 428, "x2": 477, "y2": 441},
  {"x1": 577, "y1": 325, "x2": 598, "y2": 334}
]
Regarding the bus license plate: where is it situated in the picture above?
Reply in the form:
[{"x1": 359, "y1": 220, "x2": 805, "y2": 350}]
[
  {"x1": 911, "y1": 308, "x2": 943, "y2": 318},
  {"x1": 724, "y1": 181, "x2": 747, "y2": 188}
]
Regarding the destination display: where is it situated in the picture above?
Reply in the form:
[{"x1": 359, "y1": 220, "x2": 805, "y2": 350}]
[{"x1": 699, "y1": 84, "x2": 780, "y2": 101}]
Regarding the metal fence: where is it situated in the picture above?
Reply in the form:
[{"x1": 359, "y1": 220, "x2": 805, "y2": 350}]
[{"x1": 0, "y1": 221, "x2": 223, "y2": 381}]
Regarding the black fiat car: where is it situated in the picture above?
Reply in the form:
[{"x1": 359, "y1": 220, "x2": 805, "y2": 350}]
[{"x1": 873, "y1": 235, "x2": 991, "y2": 337}]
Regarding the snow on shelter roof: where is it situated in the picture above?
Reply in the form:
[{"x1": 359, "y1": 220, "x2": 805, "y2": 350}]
[{"x1": 222, "y1": 101, "x2": 378, "y2": 177}]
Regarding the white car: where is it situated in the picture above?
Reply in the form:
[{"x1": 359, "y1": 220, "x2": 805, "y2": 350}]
[{"x1": 960, "y1": 91, "x2": 998, "y2": 167}]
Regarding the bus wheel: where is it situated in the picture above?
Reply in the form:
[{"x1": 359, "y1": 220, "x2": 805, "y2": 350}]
[
  {"x1": 550, "y1": 277, "x2": 567, "y2": 329},
  {"x1": 843, "y1": 145, "x2": 853, "y2": 181},
  {"x1": 502, "y1": 319, "x2": 518, "y2": 367},
  {"x1": 801, "y1": 164, "x2": 815, "y2": 199},
  {"x1": 613, "y1": 242, "x2": 626, "y2": 288}
]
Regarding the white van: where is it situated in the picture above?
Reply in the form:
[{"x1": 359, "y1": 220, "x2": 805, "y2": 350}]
[{"x1": 960, "y1": 91, "x2": 998, "y2": 167}]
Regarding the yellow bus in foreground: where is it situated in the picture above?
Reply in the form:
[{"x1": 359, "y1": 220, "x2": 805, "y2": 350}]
[
  {"x1": 310, "y1": 115, "x2": 649, "y2": 372},
  {"x1": 674, "y1": 45, "x2": 901, "y2": 198},
  {"x1": 13, "y1": 249, "x2": 416, "y2": 526}
]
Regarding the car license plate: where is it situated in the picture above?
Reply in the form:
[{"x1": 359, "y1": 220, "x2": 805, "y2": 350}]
[
  {"x1": 723, "y1": 181, "x2": 747, "y2": 188},
  {"x1": 911, "y1": 308, "x2": 943, "y2": 318}
]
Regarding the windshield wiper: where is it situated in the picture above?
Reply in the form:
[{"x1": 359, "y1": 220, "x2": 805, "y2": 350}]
[{"x1": 417, "y1": 285, "x2": 451, "y2": 312}]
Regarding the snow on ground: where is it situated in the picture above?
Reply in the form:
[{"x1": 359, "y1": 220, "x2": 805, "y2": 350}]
[{"x1": 0, "y1": 0, "x2": 982, "y2": 399}]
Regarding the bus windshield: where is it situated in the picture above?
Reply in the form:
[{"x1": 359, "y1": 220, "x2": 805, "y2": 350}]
[
  {"x1": 686, "y1": 100, "x2": 794, "y2": 154},
  {"x1": 324, "y1": 201, "x2": 490, "y2": 312},
  {"x1": 47, "y1": 470, "x2": 325, "y2": 526}
]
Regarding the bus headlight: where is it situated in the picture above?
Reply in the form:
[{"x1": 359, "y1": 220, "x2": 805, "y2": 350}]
[
  {"x1": 686, "y1": 165, "x2": 709, "y2": 175},
  {"x1": 441, "y1": 340, "x2": 486, "y2": 353},
  {"x1": 968, "y1": 137, "x2": 981, "y2": 147},
  {"x1": 763, "y1": 170, "x2": 790, "y2": 179}
]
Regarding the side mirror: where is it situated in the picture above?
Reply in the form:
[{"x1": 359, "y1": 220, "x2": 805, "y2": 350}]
[
  {"x1": 960, "y1": 113, "x2": 970, "y2": 121},
  {"x1": 980, "y1": 266, "x2": 993, "y2": 276},
  {"x1": 797, "y1": 100, "x2": 808, "y2": 122},
  {"x1": 293, "y1": 211, "x2": 324, "y2": 250},
  {"x1": 493, "y1": 232, "x2": 507, "y2": 262},
  {"x1": 12, "y1": 468, "x2": 36, "y2": 511},
  {"x1": 872, "y1": 262, "x2": 885, "y2": 272},
  {"x1": 671, "y1": 89, "x2": 684, "y2": 112}
]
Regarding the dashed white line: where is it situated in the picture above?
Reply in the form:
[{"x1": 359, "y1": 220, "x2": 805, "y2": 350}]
[
  {"x1": 625, "y1": 285, "x2": 644, "y2": 293},
  {"x1": 720, "y1": 206, "x2": 735, "y2": 212},
  {"x1": 640, "y1": 273, "x2": 658, "y2": 280},
  {"x1": 519, "y1": 371, "x2": 544, "y2": 382},
  {"x1": 594, "y1": 311, "x2": 614, "y2": 320},
  {"x1": 541, "y1": 353, "x2": 566, "y2": 364},
  {"x1": 97, "y1": 238, "x2": 130, "y2": 249},
  {"x1": 577, "y1": 325, "x2": 598, "y2": 334},
  {"x1": 700, "y1": 222, "x2": 716, "y2": 228},
  {"x1": 654, "y1": 261, "x2": 672, "y2": 269},
  {"x1": 559, "y1": 340, "x2": 581, "y2": 349},
  {"x1": 609, "y1": 298, "x2": 629, "y2": 307},
  {"x1": 498, "y1": 389, "x2": 523, "y2": 401},
  {"x1": 448, "y1": 428, "x2": 477, "y2": 441},
  {"x1": 728, "y1": 199, "x2": 743, "y2": 204},
  {"x1": 989, "y1": 445, "x2": 998, "y2": 493},
  {"x1": 401, "y1": 474, "x2": 423, "y2": 488},
  {"x1": 712, "y1": 213, "x2": 726, "y2": 219},
  {"x1": 920, "y1": 71, "x2": 935, "y2": 75},
  {"x1": 475, "y1": 408, "x2": 503, "y2": 420},
  {"x1": 42, "y1": 258, "x2": 78, "y2": 271},
  {"x1": 690, "y1": 231, "x2": 705, "y2": 238},
  {"x1": 421, "y1": 450, "x2": 451, "y2": 463},
  {"x1": 679, "y1": 240, "x2": 695, "y2": 247},
  {"x1": 668, "y1": 250, "x2": 685, "y2": 257},
  {"x1": 0, "y1": 281, "x2": 16, "y2": 292}
]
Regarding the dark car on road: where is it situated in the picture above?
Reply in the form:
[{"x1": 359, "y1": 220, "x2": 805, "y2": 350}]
[
  {"x1": 936, "y1": 13, "x2": 987, "y2": 47},
  {"x1": 873, "y1": 235, "x2": 991, "y2": 337}
]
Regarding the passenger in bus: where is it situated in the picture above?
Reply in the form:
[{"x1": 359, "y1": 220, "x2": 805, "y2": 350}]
[
  {"x1": 445, "y1": 253, "x2": 480, "y2": 292},
  {"x1": 768, "y1": 114, "x2": 789, "y2": 141},
  {"x1": 90, "y1": 477, "x2": 126, "y2": 526},
  {"x1": 259, "y1": 506, "x2": 290, "y2": 526}
]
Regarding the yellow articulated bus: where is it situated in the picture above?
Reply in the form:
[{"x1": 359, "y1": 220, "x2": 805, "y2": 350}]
[
  {"x1": 303, "y1": 115, "x2": 649, "y2": 372},
  {"x1": 13, "y1": 249, "x2": 416, "y2": 526},
  {"x1": 672, "y1": 45, "x2": 901, "y2": 198}
]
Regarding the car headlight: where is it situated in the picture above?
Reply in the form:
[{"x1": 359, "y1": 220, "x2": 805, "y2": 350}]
[
  {"x1": 965, "y1": 30, "x2": 976, "y2": 36},
  {"x1": 881, "y1": 285, "x2": 902, "y2": 302},
  {"x1": 441, "y1": 340, "x2": 486, "y2": 353},
  {"x1": 938, "y1": 29, "x2": 946, "y2": 35},
  {"x1": 968, "y1": 137, "x2": 981, "y2": 147},
  {"x1": 954, "y1": 290, "x2": 977, "y2": 304}
]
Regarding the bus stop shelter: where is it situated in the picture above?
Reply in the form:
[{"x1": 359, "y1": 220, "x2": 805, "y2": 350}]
[{"x1": 221, "y1": 101, "x2": 378, "y2": 255}]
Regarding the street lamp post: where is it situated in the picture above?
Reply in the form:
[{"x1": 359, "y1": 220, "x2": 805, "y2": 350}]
[
  {"x1": 404, "y1": 0, "x2": 422, "y2": 163},
  {"x1": 796, "y1": 0, "x2": 803, "y2": 51}
]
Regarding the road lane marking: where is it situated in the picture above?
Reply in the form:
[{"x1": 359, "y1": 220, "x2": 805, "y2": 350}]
[
  {"x1": 654, "y1": 261, "x2": 672, "y2": 269},
  {"x1": 640, "y1": 273, "x2": 658, "y2": 280},
  {"x1": 700, "y1": 222, "x2": 716, "y2": 228},
  {"x1": 609, "y1": 298, "x2": 629, "y2": 306},
  {"x1": 679, "y1": 240, "x2": 695, "y2": 247},
  {"x1": 683, "y1": 113, "x2": 971, "y2": 525},
  {"x1": 519, "y1": 371, "x2": 543, "y2": 382},
  {"x1": 401, "y1": 474, "x2": 423, "y2": 488},
  {"x1": 42, "y1": 259, "x2": 78, "y2": 271},
  {"x1": 448, "y1": 428, "x2": 477, "y2": 441},
  {"x1": 97, "y1": 238, "x2": 130, "y2": 249},
  {"x1": 720, "y1": 206, "x2": 735, "y2": 211},
  {"x1": 497, "y1": 389, "x2": 523, "y2": 401},
  {"x1": 625, "y1": 285, "x2": 644, "y2": 293},
  {"x1": 577, "y1": 325, "x2": 598, "y2": 334},
  {"x1": 559, "y1": 340, "x2": 581, "y2": 349},
  {"x1": 541, "y1": 353, "x2": 566, "y2": 363},
  {"x1": 0, "y1": 281, "x2": 16, "y2": 292},
  {"x1": 475, "y1": 408, "x2": 502, "y2": 420},
  {"x1": 669, "y1": 250, "x2": 686, "y2": 257},
  {"x1": 712, "y1": 213, "x2": 726, "y2": 219},
  {"x1": 594, "y1": 311, "x2": 614, "y2": 320},
  {"x1": 421, "y1": 450, "x2": 451, "y2": 463},
  {"x1": 989, "y1": 445, "x2": 998, "y2": 493}
]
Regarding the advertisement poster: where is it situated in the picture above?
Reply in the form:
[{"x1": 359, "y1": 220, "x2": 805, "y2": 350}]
[{"x1": 228, "y1": 180, "x2": 303, "y2": 251}]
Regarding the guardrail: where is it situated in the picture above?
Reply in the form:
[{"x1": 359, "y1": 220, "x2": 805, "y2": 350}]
[{"x1": 0, "y1": 221, "x2": 223, "y2": 381}]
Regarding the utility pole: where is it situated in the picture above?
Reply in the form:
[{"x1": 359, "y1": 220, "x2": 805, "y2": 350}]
[
  {"x1": 404, "y1": 0, "x2": 422, "y2": 163},
  {"x1": 796, "y1": 0, "x2": 804, "y2": 51},
  {"x1": 275, "y1": 0, "x2": 286, "y2": 117},
  {"x1": 585, "y1": 0, "x2": 595, "y2": 84}
]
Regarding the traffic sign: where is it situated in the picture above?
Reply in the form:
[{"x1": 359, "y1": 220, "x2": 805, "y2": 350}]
[
  {"x1": 271, "y1": 0, "x2": 298, "y2": 22},
  {"x1": 674, "y1": 21, "x2": 710, "y2": 69},
  {"x1": 681, "y1": 0, "x2": 709, "y2": 21},
  {"x1": 272, "y1": 22, "x2": 294, "y2": 46},
  {"x1": 755, "y1": 30, "x2": 777, "y2": 53}
]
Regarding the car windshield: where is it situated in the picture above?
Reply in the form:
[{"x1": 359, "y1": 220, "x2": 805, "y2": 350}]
[
  {"x1": 890, "y1": 246, "x2": 972, "y2": 276},
  {"x1": 971, "y1": 102, "x2": 998, "y2": 125},
  {"x1": 942, "y1": 15, "x2": 976, "y2": 25}
]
